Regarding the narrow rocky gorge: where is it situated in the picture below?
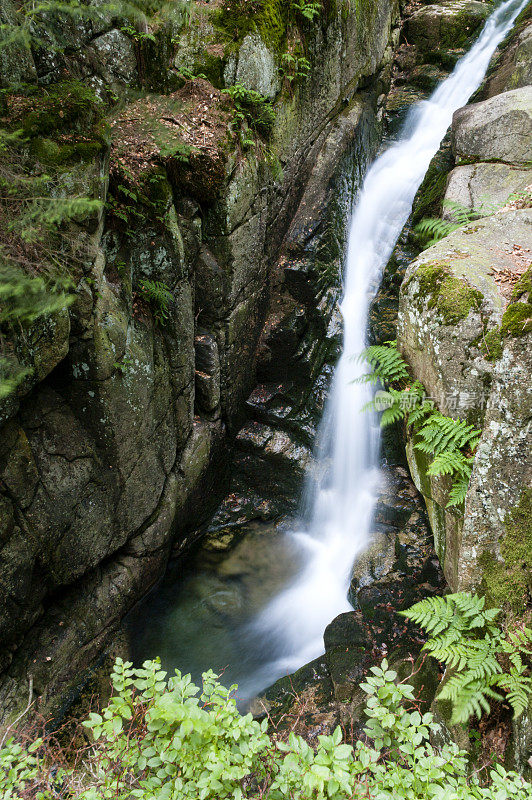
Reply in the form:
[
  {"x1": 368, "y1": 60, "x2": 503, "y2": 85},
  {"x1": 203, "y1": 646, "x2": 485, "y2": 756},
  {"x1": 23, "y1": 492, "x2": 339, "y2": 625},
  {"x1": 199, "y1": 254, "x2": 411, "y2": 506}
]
[
  {"x1": 0, "y1": 0, "x2": 400, "y2": 724},
  {"x1": 0, "y1": 0, "x2": 531, "y2": 781}
]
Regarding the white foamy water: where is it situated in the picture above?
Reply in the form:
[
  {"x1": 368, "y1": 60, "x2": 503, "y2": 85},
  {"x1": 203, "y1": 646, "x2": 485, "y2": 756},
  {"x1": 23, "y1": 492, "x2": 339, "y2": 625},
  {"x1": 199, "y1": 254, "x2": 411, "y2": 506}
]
[{"x1": 239, "y1": 0, "x2": 530, "y2": 698}]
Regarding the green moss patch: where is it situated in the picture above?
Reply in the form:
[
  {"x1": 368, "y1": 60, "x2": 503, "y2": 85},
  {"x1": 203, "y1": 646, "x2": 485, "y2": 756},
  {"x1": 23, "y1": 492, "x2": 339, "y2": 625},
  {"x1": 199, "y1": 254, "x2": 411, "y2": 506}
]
[
  {"x1": 511, "y1": 266, "x2": 532, "y2": 302},
  {"x1": 11, "y1": 81, "x2": 104, "y2": 138},
  {"x1": 29, "y1": 137, "x2": 105, "y2": 167},
  {"x1": 480, "y1": 328, "x2": 503, "y2": 362},
  {"x1": 481, "y1": 489, "x2": 532, "y2": 616},
  {"x1": 213, "y1": 0, "x2": 288, "y2": 53},
  {"x1": 412, "y1": 261, "x2": 483, "y2": 325},
  {"x1": 500, "y1": 301, "x2": 532, "y2": 337}
]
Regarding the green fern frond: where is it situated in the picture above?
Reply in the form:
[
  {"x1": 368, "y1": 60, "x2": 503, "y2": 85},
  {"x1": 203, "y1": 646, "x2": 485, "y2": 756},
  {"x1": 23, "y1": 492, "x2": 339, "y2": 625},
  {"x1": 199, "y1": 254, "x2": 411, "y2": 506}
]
[
  {"x1": 415, "y1": 415, "x2": 480, "y2": 456},
  {"x1": 407, "y1": 396, "x2": 435, "y2": 426},
  {"x1": 400, "y1": 595, "x2": 459, "y2": 636},
  {"x1": 139, "y1": 279, "x2": 173, "y2": 325},
  {"x1": 440, "y1": 675, "x2": 503, "y2": 724},
  {"x1": 357, "y1": 342, "x2": 479, "y2": 506},
  {"x1": 426, "y1": 451, "x2": 473, "y2": 479},
  {"x1": 446, "y1": 474, "x2": 470, "y2": 507},
  {"x1": 404, "y1": 592, "x2": 532, "y2": 725},
  {"x1": 494, "y1": 665, "x2": 532, "y2": 718},
  {"x1": 357, "y1": 341, "x2": 410, "y2": 385}
]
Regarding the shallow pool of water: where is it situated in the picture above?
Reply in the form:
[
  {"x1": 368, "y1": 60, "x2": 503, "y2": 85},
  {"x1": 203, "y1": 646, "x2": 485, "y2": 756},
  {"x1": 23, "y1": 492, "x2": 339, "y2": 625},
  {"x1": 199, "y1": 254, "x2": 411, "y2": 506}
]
[{"x1": 127, "y1": 517, "x2": 307, "y2": 699}]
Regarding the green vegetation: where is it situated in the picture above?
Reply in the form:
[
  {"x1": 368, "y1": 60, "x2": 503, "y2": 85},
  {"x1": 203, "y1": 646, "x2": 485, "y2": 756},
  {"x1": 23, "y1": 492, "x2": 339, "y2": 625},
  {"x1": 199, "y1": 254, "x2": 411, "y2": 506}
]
[
  {"x1": 213, "y1": 0, "x2": 288, "y2": 52},
  {"x1": 2, "y1": 655, "x2": 532, "y2": 798},
  {"x1": 500, "y1": 300, "x2": 532, "y2": 337},
  {"x1": 359, "y1": 341, "x2": 480, "y2": 506},
  {"x1": 476, "y1": 267, "x2": 532, "y2": 354},
  {"x1": 481, "y1": 489, "x2": 532, "y2": 615},
  {"x1": 222, "y1": 84, "x2": 276, "y2": 142},
  {"x1": 0, "y1": 123, "x2": 100, "y2": 398},
  {"x1": 480, "y1": 327, "x2": 503, "y2": 362},
  {"x1": 404, "y1": 592, "x2": 532, "y2": 725},
  {"x1": 292, "y1": 0, "x2": 322, "y2": 22},
  {"x1": 0, "y1": 0, "x2": 158, "y2": 71},
  {"x1": 409, "y1": 261, "x2": 483, "y2": 325},
  {"x1": 280, "y1": 52, "x2": 311, "y2": 84},
  {"x1": 139, "y1": 279, "x2": 173, "y2": 325}
]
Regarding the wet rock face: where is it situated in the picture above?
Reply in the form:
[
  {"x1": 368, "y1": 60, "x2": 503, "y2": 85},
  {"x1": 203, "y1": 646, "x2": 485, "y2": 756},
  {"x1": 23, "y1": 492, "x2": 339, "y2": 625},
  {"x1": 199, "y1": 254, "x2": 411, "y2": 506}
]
[{"x1": 0, "y1": 0, "x2": 400, "y2": 725}]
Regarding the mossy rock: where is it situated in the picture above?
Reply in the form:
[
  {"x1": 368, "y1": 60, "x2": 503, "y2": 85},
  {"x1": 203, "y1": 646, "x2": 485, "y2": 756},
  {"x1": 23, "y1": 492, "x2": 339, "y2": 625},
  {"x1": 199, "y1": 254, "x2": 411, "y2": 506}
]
[
  {"x1": 480, "y1": 327, "x2": 503, "y2": 362},
  {"x1": 481, "y1": 489, "x2": 532, "y2": 616},
  {"x1": 511, "y1": 266, "x2": 532, "y2": 302},
  {"x1": 498, "y1": 266, "x2": 532, "y2": 337},
  {"x1": 16, "y1": 81, "x2": 104, "y2": 138},
  {"x1": 30, "y1": 137, "x2": 105, "y2": 166},
  {"x1": 501, "y1": 301, "x2": 532, "y2": 337},
  {"x1": 212, "y1": 0, "x2": 288, "y2": 54},
  {"x1": 411, "y1": 261, "x2": 483, "y2": 325}
]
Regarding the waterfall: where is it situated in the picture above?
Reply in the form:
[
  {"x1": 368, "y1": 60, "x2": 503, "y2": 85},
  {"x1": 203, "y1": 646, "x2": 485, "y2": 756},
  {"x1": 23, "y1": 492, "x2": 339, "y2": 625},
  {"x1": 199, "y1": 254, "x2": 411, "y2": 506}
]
[{"x1": 239, "y1": 0, "x2": 530, "y2": 698}]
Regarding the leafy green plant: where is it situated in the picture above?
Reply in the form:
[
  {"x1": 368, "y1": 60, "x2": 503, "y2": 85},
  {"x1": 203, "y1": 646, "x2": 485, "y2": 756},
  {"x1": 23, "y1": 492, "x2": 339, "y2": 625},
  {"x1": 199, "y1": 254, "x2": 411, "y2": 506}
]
[
  {"x1": 415, "y1": 200, "x2": 485, "y2": 247},
  {"x1": 403, "y1": 592, "x2": 532, "y2": 724},
  {"x1": 2, "y1": 656, "x2": 532, "y2": 799},
  {"x1": 155, "y1": 138, "x2": 197, "y2": 162},
  {"x1": 358, "y1": 341, "x2": 411, "y2": 385},
  {"x1": 358, "y1": 341, "x2": 480, "y2": 507},
  {"x1": 176, "y1": 65, "x2": 208, "y2": 81},
  {"x1": 0, "y1": 736, "x2": 49, "y2": 800},
  {"x1": 120, "y1": 23, "x2": 156, "y2": 44},
  {"x1": 139, "y1": 279, "x2": 173, "y2": 325},
  {"x1": 222, "y1": 84, "x2": 276, "y2": 141},
  {"x1": 113, "y1": 355, "x2": 135, "y2": 375},
  {"x1": 280, "y1": 52, "x2": 311, "y2": 84},
  {"x1": 292, "y1": 0, "x2": 322, "y2": 21}
]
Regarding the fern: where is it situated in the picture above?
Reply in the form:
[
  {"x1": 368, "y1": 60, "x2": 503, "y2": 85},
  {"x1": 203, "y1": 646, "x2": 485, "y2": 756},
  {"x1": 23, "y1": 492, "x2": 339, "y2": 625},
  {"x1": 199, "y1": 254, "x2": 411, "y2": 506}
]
[
  {"x1": 416, "y1": 414, "x2": 480, "y2": 455},
  {"x1": 359, "y1": 341, "x2": 480, "y2": 507},
  {"x1": 139, "y1": 279, "x2": 173, "y2": 325},
  {"x1": 357, "y1": 341, "x2": 411, "y2": 384},
  {"x1": 446, "y1": 474, "x2": 470, "y2": 506},
  {"x1": 402, "y1": 593, "x2": 532, "y2": 724}
]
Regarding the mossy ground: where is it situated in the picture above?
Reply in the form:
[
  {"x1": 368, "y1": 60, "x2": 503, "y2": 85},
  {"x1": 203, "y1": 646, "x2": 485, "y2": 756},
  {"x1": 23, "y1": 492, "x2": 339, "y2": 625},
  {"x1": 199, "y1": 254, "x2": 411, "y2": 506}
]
[
  {"x1": 481, "y1": 489, "x2": 532, "y2": 617},
  {"x1": 412, "y1": 261, "x2": 483, "y2": 325}
]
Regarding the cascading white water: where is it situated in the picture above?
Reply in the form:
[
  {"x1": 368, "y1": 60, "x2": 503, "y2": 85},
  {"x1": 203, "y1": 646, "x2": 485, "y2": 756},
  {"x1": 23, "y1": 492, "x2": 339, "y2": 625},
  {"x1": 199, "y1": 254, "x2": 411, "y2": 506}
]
[{"x1": 239, "y1": 0, "x2": 530, "y2": 698}]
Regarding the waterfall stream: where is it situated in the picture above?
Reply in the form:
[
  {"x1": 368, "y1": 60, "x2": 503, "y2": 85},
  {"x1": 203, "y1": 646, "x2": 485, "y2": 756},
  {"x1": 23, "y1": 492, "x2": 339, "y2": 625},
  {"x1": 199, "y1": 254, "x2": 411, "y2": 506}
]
[
  {"x1": 234, "y1": 0, "x2": 529, "y2": 698},
  {"x1": 131, "y1": 0, "x2": 529, "y2": 700}
]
